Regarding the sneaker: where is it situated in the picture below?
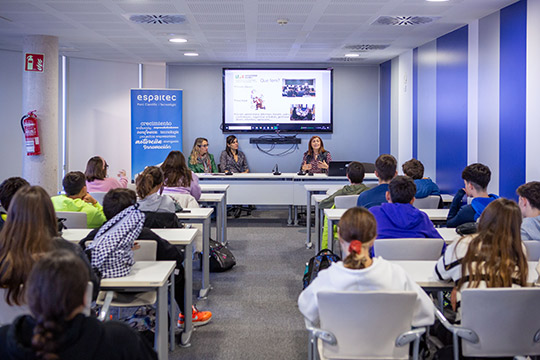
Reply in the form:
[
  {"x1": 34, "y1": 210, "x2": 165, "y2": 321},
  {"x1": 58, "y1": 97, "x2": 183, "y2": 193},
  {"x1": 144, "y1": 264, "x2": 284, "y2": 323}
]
[{"x1": 177, "y1": 305, "x2": 212, "y2": 327}]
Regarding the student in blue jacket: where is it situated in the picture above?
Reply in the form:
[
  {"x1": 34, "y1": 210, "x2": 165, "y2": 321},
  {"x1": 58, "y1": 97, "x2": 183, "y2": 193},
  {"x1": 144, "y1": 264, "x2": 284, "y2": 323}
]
[{"x1": 402, "y1": 158, "x2": 440, "y2": 199}]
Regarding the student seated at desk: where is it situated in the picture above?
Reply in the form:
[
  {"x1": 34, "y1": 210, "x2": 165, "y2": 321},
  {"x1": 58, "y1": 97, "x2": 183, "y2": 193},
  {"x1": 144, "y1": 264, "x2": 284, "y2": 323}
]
[
  {"x1": 401, "y1": 158, "x2": 440, "y2": 199},
  {"x1": 300, "y1": 136, "x2": 331, "y2": 174},
  {"x1": 220, "y1": 135, "x2": 249, "y2": 173},
  {"x1": 356, "y1": 154, "x2": 397, "y2": 209},
  {"x1": 370, "y1": 176, "x2": 443, "y2": 241},
  {"x1": 0, "y1": 250, "x2": 158, "y2": 360},
  {"x1": 446, "y1": 163, "x2": 499, "y2": 228},
  {"x1": 0, "y1": 177, "x2": 29, "y2": 231},
  {"x1": 319, "y1": 162, "x2": 369, "y2": 209},
  {"x1": 51, "y1": 171, "x2": 107, "y2": 229},
  {"x1": 161, "y1": 150, "x2": 201, "y2": 201},
  {"x1": 85, "y1": 155, "x2": 128, "y2": 192},
  {"x1": 434, "y1": 199, "x2": 528, "y2": 316},
  {"x1": 80, "y1": 188, "x2": 212, "y2": 327},
  {"x1": 517, "y1": 181, "x2": 540, "y2": 240},
  {"x1": 188, "y1": 137, "x2": 218, "y2": 173},
  {"x1": 0, "y1": 186, "x2": 99, "y2": 325},
  {"x1": 298, "y1": 207, "x2": 434, "y2": 327}
]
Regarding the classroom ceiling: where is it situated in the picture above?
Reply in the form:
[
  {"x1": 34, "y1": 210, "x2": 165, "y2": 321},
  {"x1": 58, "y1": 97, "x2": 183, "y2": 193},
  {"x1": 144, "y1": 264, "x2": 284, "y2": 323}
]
[{"x1": 0, "y1": 0, "x2": 519, "y2": 65}]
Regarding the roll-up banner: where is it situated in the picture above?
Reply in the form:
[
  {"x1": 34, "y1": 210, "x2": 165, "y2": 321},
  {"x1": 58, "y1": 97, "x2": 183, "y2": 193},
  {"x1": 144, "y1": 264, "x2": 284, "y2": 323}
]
[{"x1": 131, "y1": 89, "x2": 183, "y2": 180}]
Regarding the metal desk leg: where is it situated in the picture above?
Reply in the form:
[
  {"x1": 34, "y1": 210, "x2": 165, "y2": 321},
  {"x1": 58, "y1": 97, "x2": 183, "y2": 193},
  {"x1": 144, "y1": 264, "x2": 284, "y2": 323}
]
[
  {"x1": 288, "y1": 205, "x2": 293, "y2": 225},
  {"x1": 221, "y1": 196, "x2": 227, "y2": 245},
  {"x1": 314, "y1": 199, "x2": 320, "y2": 254},
  {"x1": 156, "y1": 281, "x2": 168, "y2": 360},
  {"x1": 294, "y1": 205, "x2": 298, "y2": 226},
  {"x1": 169, "y1": 271, "x2": 175, "y2": 351},
  {"x1": 199, "y1": 217, "x2": 211, "y2": 298},
  {"x1": 306, "y1": 190, "x2": 312, "y2": 248},
  {"x1": 215, "y1": 201, "x2": 222, "y2": 245},
  {"x1": 180, "y1": 243, "x2": 193, "y2": 347}
]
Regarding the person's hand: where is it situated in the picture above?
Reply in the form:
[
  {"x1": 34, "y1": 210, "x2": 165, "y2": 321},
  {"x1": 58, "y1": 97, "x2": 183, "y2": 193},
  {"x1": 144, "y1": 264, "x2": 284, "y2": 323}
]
[
  {"x1": 118, "y1": 169, "x2": 126, "y2": 178},
  {"x1": 132, "y1": 242, "x2": 141, "y2": 251},
  {"x1": 450, "y1": 287, "x2": 458, "y2": 311},
  {"x1": 318, "y1": 160, "x2": 329, "y2": 169},
  {"x1": 82, "y1": 193, "x2": 97, "y2": 205},
  {"x1": 302, "y1": 162, "x2": 312, "y2": 171}
]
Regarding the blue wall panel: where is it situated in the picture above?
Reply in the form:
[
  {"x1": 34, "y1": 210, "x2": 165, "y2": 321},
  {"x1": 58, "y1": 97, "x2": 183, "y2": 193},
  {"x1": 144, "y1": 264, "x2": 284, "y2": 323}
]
[
  {"x1": 379, "y1": 60, "x2": 391, "y2": 154},
  {"x1": 412, "y1": 48, "x2": 418, "y2": 159},
  {"x1": 436, "y1": 26, "x2": 469, "y2": 194},
  {"x1": 499, "y1": 0, "x2": 527, "y2": 199}
]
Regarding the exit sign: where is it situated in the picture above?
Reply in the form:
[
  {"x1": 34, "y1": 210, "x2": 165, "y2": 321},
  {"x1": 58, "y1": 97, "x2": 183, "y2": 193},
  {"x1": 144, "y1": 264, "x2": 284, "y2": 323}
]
[{"x1": 25, "y1": 53, "x2": 44, "y2": 72}]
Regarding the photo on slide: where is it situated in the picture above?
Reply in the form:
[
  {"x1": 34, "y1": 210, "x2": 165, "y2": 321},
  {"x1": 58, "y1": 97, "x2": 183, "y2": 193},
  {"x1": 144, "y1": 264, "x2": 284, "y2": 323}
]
[
  {"x1": 250, "y1": 89, "x2": 266, "y2": 110},
  {"x1": 290, "y1": 104, "x2": 315, "y2": 121},
  {"x1": 282, "y1": 79, "x2": 316, "y2": 97}
]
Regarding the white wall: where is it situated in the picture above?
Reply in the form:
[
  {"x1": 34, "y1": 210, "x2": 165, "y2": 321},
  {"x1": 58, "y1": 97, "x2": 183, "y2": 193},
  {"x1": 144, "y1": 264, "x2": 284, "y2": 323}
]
[
  {"x1": 168, "y1": 64, "x2": 380, "y2": 173},
  {"x1": 0, "y1": 50, "x2": 23, "y2": 181}
]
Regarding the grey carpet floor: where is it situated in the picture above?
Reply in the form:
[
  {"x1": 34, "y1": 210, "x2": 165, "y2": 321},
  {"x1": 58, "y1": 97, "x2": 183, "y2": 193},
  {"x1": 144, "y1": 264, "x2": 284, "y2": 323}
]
[{"x1": 170, "y1": 209, "x2": 313, "y2": 360}]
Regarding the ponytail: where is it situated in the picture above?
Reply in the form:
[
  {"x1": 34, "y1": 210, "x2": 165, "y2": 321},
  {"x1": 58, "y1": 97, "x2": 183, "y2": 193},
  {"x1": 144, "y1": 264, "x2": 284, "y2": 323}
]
[
  {"x1": 135, "y1": 166, "x2": 163, "y2": 199},
  {"x1": 343, "y1": 240, "x2": 370, "y2": 270},
  {"x1": 337, "y1": 207, "x2": 377, "y2": 270},
  {"x1": 32, "y1": 319, "x2": 64, "y2": 360}
]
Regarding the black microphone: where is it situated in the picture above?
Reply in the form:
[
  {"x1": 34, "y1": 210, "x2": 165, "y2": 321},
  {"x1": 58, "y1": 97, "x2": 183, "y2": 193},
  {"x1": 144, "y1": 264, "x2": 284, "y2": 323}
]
[{"x1": 273, "y1": 164, "x2": 281, "y2": 175}]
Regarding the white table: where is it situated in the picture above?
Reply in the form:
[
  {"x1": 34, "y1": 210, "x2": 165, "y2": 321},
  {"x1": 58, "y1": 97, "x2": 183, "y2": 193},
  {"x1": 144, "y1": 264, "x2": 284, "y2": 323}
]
[
  {"x1": 62, "y1": 228, "x2": 92, "y2": 242},
  {"x1": 392, "y1": 260, "x2": 539, "y2": 291},
  {"x1": 100, "y1": 261, "x2": 175, "y2": 360},
  {"x1": 177, "y1": 208, "x2": 213, "y2": 298},
  {"x1": 441, "y1": 194, "x2": 454, "y2": 204},
  {"x1": 198, "y1": 193, "x2": 227, "y2": 245},
  {"x1": 200, "y1": 184, "x2": 230, "y2": 194},
  {"x1": 150, "y1": 228, "x2": 197, "y2": 347},
  {"x1": 422, "y1": 209, "x2": 449, "y2": 221},
  {"x1": 437, "y1": 228, "x2": 460, "y2": 243}
]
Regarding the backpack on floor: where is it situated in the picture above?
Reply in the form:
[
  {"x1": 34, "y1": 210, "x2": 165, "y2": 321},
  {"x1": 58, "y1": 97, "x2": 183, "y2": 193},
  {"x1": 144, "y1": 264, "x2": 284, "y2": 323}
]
[
  {"x1": 302, "y1": 249, "x2": 341, "y2": 289},
  {"x1": 208, "y1": 239, "x2": 236, "y2": 272}
]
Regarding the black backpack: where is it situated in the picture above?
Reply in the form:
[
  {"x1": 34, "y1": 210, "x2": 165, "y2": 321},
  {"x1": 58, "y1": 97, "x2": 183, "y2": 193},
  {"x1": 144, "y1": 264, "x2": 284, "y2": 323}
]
[
  {"x1": 208, "y1": 239, "x2": 236, "y2": 272},
  {"x1": 302, "y1": 249, "x2": 341, "y2": 289}
]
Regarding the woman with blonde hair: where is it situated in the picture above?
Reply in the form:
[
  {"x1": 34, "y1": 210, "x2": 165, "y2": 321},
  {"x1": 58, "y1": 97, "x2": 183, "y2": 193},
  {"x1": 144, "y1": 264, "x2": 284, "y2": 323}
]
[
  {"x1": 298, "y1": 207, "x2": 434, "y2": 326},
  {"x1": 300, "y1": 136, "x2": 331, "y2": 174},
  {"x1": 189, "y1": 138, "x2": 218, "y2": 174},
  {"x1": 161, "y1": 151, "x2": 201, "y2": 200},
  {"x1": 434, "y1": 198, "x2": 528, "y2": 310}
]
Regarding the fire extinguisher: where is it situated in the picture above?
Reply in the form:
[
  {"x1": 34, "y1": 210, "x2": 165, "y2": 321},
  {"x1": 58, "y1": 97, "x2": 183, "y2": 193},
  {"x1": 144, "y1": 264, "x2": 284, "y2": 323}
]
[{"x1": 20, "y1": 111, "x2": 41, "y2": 156}]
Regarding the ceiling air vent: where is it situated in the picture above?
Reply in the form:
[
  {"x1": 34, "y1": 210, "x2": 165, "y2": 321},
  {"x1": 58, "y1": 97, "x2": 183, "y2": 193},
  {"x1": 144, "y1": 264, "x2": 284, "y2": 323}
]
[
  {"x1": 373, "y1": 16, "x2": 437, "y2": 26},
  {"x1": 344, "y1": 44, "x2": 389, "y2": 51},
  {"x1": 128, "y1": 14, "x2": 186, "y2": 25},
  {"x1": 329, "y1": 57, "x2": 364, "y2": 62}
]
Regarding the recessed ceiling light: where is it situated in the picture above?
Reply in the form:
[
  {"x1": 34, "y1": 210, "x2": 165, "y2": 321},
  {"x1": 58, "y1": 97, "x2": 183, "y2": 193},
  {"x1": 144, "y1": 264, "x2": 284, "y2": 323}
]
[
  {"x1": 184, "y1": 52, "x2": 199, "y2": 57},
  {"x1": 345, "y1": 53, "x2": 360, "y2": 57},
  {"x1": 169, "y1": 38, "x2": 187, "y2": 43}
]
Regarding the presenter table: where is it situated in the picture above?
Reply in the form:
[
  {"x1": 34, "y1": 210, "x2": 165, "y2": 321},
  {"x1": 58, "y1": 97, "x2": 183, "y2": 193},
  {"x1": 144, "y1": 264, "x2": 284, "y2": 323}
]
[
  {"x1": 100, "y1": 261, "x2": 175, "y2": 360},
  {"x1": 177, "y1": 208, "x2": 213, "y2": 298},
  {"x1": 198, "y1": 193, "x2": 227, "y2": 245}
]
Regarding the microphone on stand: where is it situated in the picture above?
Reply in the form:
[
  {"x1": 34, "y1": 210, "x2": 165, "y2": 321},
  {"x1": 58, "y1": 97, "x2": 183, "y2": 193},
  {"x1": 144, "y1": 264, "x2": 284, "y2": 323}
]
[{"x1": 273, "y1": 164, "x2": 281, "y2": 175}]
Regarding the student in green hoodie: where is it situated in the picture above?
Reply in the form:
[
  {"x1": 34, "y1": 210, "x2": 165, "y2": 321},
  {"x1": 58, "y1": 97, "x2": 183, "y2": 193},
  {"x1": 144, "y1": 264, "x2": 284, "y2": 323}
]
[{"x1": 319, "y1": 161, "x2": 369, "y2": 209}]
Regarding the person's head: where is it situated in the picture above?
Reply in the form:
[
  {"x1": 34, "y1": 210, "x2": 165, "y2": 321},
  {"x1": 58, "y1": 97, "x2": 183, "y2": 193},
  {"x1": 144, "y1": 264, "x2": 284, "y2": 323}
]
[
  {"x1": 346, "y1": 162, "x2": 365, "y2": 184},
  {"x1": 27, "y1": 250, "x2": 90, "y2": 359},
  {"x1": 226, "y1": 135, "x2": 239, "y2": 155},
  {"x1": 102, "y1": 188, "x2": 137, "y2": 220},
  {"x1": 0, "y1": 186, "x2": 58, "y2": 305},
  {"x1": 517, "y1": 181, "x2": 540, "y2": 217},
  {"x1": 308, "y1": 136, "x2": 326, "y2": 155},
  {"x1": 387, "y1": 176, "x2": 416, "y2": 204},
  {"x1": 461, "y1": 163, "x2": 491, "y2": 195},
  {"x1": 135, "y1": 166, "x2": 164, "y2": 199},
  {"x1": 84, "y1": 156, "x2": 107, "y2": 182},
  {"x1": 338, "y1": 207, "x2": 377, "y2": 270},
  {"x1": 458, "y1": 198, "x2": 528, "y2": 290},
  {"x1": 190, "y1": 137, "x2": 209, "y2": 164},
  {"x1": 0, "y1": 177, "x2": 30, "y2": 211},
  {"x1": 161, "y1": 150, "x2": 192, "y2": 188},
  {"x1": 402, "y1": 159, "x2": 424, "y2": 180},
  {"x1": 375, "y1": 154, "x2": 397, "y2": 182},
  {"x1": 62, "y1": 171, "x2": 87, "y2": 197}
]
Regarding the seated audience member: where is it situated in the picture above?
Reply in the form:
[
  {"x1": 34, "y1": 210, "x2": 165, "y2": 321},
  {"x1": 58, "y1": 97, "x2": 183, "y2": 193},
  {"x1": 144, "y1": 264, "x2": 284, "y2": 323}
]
[
  {"x1": 161, "y1": 150, "x2": 202, "y2": 201},
  {"x1": 300, "y1": 136, "x2": 332, "y2": 174},
  {"x1": 136, "y1": 166, "x2": 179, "y2": 213},
  {"x1": 51, "y1": 171, "x2": 106, "y2": 229},
  {"x1": 446, "y1": 163, "x2": 499, "y2": 228},
  {"x1": 85, "y1": 156, "x2": 128, "y2": 192},
  {"x1": 0, "y1": 186, "x2": 98, "y2": 325},
  {"x1": 189, "y1": 137, "x2": 218, "y2": 173},
  {"x1": 401, "y1": 158, "x2": 441, "y2": 199},
  {"x1": 356, "y1": 154, "x2": 397, "y2": 209},
  {"x1": 517, "y1": 181, "x2": 540, "y2": 240},
  {"x1": 0, "y1": 177, "x2": 29, "y2": 230},
  {"x1": 298, "y1": 207, "x2": 434, "y2": 327},
  {"x1": 370, "y1": 176, "x2": 442, "y2": 240},
  {"x1": 80, "y1": 188, "x2": 211, "y2": 326},
  {"x1": 0, "y1": 250, "x2": 158, "y2": 360},
  {"x1": 220, "y1": 135, "x2": 249, "y2": 173},
  {"x1": 434, "y1": 199, "x2": 528, "y2": 315},
  {"x1": 319, "y1": 162, "x2": 369, "y2": 209}
]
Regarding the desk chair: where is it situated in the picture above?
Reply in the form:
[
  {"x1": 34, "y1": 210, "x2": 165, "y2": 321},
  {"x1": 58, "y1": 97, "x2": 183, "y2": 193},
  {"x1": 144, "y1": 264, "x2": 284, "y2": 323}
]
[
  {"x1": 89, "y1": 192, "x2": 106, "y2": 204},
  {"x1": 305, "y1": 291, "x2": 425, "y2": 360},
  {"x1": 56, "y1": 211, "x2": 87, "y2": 228},
  {"x1": 0, "y1": 288, "x2": 30, "y2": 326},
  {"x1": 413, "y1": 195, "x2": 442, "y2": 209},
  {"x1": 524, "y1": 240, "x2": 540, "y2": 261},
  {"x1": 435, "y1": 288, "x2": 540, "y2": 360},
  {"x1": 334, "y1": 195, "x2": 360, "y2": 209},
  {"x1": 373, "y1": 238, "x2": 444, "y2": 260}
]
